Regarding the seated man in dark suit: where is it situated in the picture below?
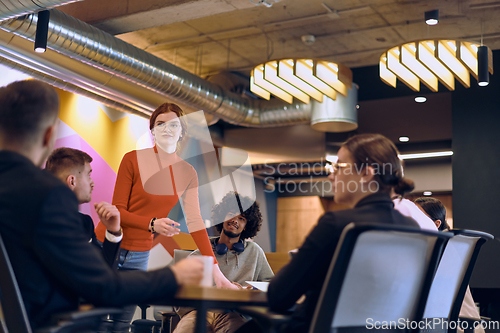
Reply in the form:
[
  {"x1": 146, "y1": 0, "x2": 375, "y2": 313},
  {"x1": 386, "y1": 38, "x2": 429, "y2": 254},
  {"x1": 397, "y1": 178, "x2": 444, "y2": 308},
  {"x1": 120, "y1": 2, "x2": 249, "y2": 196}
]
[
  {"x1": 45, "y1": 147, "x2": 122, "y2": 269},
  {"x1": 0, "y1": 79, "x2": 204, "y2": 330}
]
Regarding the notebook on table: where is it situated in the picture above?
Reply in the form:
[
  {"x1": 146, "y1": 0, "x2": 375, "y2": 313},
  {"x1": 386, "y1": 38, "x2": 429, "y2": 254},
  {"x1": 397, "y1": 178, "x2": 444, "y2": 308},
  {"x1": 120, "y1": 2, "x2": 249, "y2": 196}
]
[{"x1": 245, "y1": 281, "x2": 269, "y2": 292}]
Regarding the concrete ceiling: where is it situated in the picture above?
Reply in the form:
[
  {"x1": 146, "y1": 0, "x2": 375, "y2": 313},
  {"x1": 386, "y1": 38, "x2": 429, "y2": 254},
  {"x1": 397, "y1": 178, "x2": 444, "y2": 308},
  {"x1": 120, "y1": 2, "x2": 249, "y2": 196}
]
[
  {"x1": 55, "y1": 0, "x2": 496, "y2": 162},
  {"x1": 59, "y1": 0, "x2": 500, "y2": 75}
]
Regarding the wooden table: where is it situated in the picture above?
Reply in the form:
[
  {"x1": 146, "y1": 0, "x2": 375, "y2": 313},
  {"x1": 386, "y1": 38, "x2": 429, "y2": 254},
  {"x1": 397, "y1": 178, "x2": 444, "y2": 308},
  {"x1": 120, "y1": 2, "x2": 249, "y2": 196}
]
[{"x1": 166, "y1": 286, "x2": 268, "y2": 333}]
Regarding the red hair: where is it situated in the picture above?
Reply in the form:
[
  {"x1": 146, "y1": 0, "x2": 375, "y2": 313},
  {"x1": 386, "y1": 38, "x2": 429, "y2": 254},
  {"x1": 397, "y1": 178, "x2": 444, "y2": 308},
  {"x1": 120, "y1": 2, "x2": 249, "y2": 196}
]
[{"x1": 149, "y1": 103, "x2": 187, "y2": 141}]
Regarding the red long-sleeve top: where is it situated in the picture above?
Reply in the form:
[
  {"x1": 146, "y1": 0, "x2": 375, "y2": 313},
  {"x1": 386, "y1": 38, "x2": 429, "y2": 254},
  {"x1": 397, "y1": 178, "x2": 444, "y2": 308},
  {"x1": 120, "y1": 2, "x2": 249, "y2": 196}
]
[{"x1": 95, "y1": 147, "x2": 215, "y2": 260}]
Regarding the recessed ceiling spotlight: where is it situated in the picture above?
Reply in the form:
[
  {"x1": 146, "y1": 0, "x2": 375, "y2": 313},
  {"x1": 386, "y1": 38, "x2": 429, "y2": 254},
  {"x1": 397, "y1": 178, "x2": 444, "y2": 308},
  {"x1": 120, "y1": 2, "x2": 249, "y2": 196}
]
[
  {"x1": 423, "y1": 191, "x2": 433, "y2": 196},
  {"x1": 425, "y1": 9, "x2": 439, "y2": 25},
  {"x1": 415, "y1": 96, "x2": 427, "y2": 103},
  {"x1": 399, "y1": 136, "x2": 410, "y2": 142},
  {"x1": 356, "y1": 104, "x2": 360, "y2": 109}
]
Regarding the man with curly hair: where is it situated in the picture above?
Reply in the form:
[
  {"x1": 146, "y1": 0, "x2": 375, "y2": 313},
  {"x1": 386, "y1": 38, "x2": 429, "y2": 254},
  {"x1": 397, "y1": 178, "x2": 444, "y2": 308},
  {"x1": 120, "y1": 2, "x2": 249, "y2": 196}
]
[{"x1": 174, "y1": 191, "x2": 274, "y2": 333}]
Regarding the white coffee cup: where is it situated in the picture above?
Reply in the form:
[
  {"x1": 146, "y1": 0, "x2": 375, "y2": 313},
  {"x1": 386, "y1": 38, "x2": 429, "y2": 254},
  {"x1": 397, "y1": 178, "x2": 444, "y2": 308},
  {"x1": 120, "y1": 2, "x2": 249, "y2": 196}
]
[{"x1": 200, "y1": 256, "x2": 214, "y2": 287}]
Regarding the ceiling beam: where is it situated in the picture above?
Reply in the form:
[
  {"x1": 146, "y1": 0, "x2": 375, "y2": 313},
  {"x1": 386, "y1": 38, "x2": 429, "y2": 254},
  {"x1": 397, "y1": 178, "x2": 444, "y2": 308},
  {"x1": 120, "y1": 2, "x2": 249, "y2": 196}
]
[{"x1": 60, "y1": 0, "x2": 257, "y2": 35}]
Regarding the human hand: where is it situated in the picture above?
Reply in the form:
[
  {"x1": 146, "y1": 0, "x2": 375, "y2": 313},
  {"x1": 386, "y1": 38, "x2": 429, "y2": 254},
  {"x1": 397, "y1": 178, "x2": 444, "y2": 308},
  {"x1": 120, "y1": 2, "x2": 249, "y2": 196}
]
[
  {"x1": 94, "y1": 202, "x2": 120, "y2": 234},
  {"x1": 170, "y1": 257, "x2": 204, "y2": 286},
  {"x1": 230, "y1": 281, "x2": 243, "y2": 289},
  {"x1": 213, "y1": 264, "x2": 239, "y2": 290},
  {"x1": 154, "y1": 218, "x2": 180, "y2": 236}
]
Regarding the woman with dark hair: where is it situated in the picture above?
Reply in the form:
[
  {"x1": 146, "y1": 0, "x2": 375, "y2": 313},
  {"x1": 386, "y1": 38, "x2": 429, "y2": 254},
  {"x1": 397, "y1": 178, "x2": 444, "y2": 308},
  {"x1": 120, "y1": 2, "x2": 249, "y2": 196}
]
[
  {"x1": 414, "y1": 197, "x2": 450, "y2": 231},
  {"x1": 94, "y1": 103, "x2": 234, "y2": 277},
  {"x1": 392, "y1": 192, "x2": 437, "y2": 231},
  {"x1": 414, "y1": 197, "x2": 483, "y2": 333},
  {"x1": 237, "y1": 133, "x2": 420, "y2": 333}
]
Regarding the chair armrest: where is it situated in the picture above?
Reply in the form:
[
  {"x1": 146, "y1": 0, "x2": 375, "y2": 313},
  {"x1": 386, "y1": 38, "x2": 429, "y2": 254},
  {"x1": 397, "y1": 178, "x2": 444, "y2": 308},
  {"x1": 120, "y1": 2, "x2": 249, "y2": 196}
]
[
  {"x1": 158, "y1": 310, "x2": 177, "y2": 319},
  {"x1": 236, "y1": 306, "x2": 292, "y2": 333}
]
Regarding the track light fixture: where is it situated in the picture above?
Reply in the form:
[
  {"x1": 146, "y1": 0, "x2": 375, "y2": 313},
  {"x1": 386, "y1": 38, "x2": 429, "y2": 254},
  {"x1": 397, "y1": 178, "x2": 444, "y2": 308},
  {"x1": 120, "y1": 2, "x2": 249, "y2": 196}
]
[
  {"x1": 34, "y1": 10, "x2": 50, "y2": 53},
  {"x1": 425, "y1": 9, "x2": 439, "y2": 25},
  {"x1": 478, "y1": 46, "x2": 489, "y2": 86}
]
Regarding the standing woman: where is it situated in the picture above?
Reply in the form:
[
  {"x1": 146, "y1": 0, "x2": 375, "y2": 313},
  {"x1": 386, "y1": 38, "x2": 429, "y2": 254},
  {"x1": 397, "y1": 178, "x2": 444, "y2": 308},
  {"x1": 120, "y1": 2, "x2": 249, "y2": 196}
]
[
  {"x1": 238, "y1": 133, "x2": 420, "y2": 333},
  {"x1": 95, "y1": 103, "x2": 234, "y2": 281}
]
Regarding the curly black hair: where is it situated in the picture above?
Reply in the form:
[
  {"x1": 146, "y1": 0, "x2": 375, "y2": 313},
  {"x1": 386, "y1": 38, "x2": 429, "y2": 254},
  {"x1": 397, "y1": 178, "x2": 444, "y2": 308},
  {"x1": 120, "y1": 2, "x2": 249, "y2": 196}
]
[{"x1": 212, "y1": 191, "x2": 262, "y2": 239}]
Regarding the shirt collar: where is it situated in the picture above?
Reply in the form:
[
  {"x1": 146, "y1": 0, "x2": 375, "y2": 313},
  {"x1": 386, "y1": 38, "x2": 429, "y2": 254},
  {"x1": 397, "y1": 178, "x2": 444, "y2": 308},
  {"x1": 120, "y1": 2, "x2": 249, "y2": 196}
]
[{"x1": 355, "y1": 192, "x2": 394, "y2": 208}]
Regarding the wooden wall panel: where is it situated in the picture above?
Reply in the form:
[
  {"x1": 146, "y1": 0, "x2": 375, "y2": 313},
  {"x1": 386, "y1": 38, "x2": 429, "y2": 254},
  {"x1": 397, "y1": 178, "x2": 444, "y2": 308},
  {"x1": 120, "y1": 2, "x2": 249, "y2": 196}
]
[{"x1": 276, "y1": 197, "x2": 325, "y2": 252}]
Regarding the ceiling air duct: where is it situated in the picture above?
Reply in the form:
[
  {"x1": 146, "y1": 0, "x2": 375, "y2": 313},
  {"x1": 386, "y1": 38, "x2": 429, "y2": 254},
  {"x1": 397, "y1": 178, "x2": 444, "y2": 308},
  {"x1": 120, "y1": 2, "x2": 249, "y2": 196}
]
[{"x1": 0, "y1": 8, "x2": 317, "y2": 127}]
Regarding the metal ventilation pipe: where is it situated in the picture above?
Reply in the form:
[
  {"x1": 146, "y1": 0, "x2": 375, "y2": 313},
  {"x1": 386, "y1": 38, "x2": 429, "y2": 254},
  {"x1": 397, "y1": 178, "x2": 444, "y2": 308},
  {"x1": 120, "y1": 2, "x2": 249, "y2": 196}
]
[
  {"x1": 0, "y1": 9, "x2": 311, "y2": 127},
  {"x1": 0, "y1": 0, "x2": 82, "y2": 22},
  {"x1": 0, "y1": 56, "x2": 146, "y2": 117}
]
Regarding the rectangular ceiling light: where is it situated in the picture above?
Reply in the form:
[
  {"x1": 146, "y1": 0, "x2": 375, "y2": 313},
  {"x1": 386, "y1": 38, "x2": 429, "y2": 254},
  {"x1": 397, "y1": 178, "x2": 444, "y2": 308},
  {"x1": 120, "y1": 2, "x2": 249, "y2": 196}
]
[
  {"x1": 295, "y1": 59, "x2": 337, "y2": 100},
  {"x1": 401, "y1": 43, "x2": 438, "y2": 92},
  {"x1": 458, "y1": 41, "x2": 478, "y2": 79},
  {"x1": 380, "y1": 53, "x2": 397, "y2": 87},
  {"x1": 250, "y1": 71, "x2": 270, "y2": 100},
  {"x1": 278, "y1": 59, "x2": 323, "y2": 102},
  {"x1": 418, "y1": 41, "x2": 455, "y2": 90},
  {"x1": 437, "y1": 40, "x2": 470, "y2": 88},
  {"x1": 264, "y1": 61, "x2": 310, "y2": 103},
  {"x1": 399, "y1": 151, "x2": 453, "y2": 160},
  {"x1": 253, "y1": 65, "x2": 293, "y2": 103},
  {"x1": 387, "y1": 47, "x2": 420, "y2": 91},
  {"x1": 315, "y1": 61, "x2": 348, "y2": 97}
]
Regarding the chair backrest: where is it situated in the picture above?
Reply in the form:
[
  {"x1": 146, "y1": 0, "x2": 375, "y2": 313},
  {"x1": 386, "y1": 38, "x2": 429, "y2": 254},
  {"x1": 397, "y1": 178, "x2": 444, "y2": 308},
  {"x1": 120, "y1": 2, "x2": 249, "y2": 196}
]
[
  {"x1": 309, "y1": 223, "x2": 452, "y2": 333},
  {"x1": 0, "y1": 233, "x2": 32, "y2": 333},
  {"x1": 423, "y1": 230, "x2": 493, "y2": 322}
]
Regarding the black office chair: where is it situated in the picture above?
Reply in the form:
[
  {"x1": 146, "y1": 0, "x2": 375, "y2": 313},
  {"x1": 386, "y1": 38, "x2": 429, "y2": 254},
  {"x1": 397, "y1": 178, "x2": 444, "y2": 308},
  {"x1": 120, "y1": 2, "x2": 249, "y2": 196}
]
[
  {"x1": 421, "y1": 229, "x2": 493, "y2": 333},
  {"x1": 239, "y1": 223, "x2": 452, "y2": 333},
  {"x1": 0, "y1": 233, "x2": 121, "y2": 333}
]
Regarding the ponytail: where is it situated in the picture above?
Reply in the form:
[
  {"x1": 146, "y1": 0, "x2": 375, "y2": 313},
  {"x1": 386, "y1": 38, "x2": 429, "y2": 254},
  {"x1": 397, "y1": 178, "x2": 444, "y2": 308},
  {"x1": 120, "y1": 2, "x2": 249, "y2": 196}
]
[{"x1": 393, "y1": 178, "x2": 415, "y2": 196}]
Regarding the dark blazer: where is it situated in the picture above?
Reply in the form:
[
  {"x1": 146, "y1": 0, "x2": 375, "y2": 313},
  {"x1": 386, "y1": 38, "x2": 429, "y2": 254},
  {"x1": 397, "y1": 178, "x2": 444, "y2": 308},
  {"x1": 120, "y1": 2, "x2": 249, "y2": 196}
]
[
  {"x1": 0, "y1": 151, "x2": 178, "y2": 329},
  {"x1": 267, "y1": 192, "x2": 420, "y2": 333},
  {"x1": 80, "y1": 213, "x2": 120, "y2": 270}
]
